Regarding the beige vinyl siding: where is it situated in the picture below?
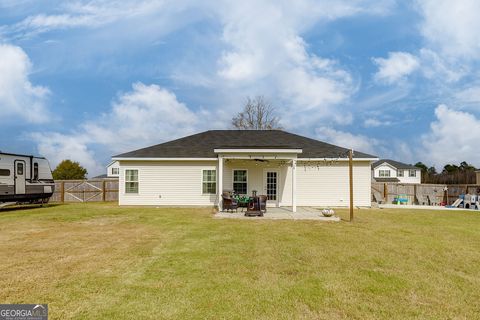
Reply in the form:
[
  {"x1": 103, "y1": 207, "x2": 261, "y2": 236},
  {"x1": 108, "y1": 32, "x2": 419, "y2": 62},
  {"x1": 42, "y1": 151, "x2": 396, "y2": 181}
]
[
  {"x1": 118, "y1": 160, "x2": 217, "y2": 206},
  {"x1": 118, "y1": 159, "x2": 372, "y2": 207},
  {"x1": 296, "y1": 161, "x2": 371, "y2": 207},
  {"x1": 222, "y1": 160, "x2": 293, "y2": 206}
]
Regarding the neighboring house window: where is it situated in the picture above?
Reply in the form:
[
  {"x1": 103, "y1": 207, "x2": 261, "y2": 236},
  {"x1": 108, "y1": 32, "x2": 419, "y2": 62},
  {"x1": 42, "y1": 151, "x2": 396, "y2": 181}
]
[
  {"x1": 409, "y1": 170, "x2": 416, "y2": 177},
  {"x1": 125, "y1": 170, "x2": 139, "y2": 193},
  {"x1": 0, "y1": 169, "x2": 10, "y2": 176},
  {"x1": 112, "y1": 167, "x2": 119, "y2": 175},
  {"x1": 398, "y1": 170, "x2": 404, "y2": 177},
  {"x1": 233, "y1": 170, "x2": 248, "y2": 194},
  {"x1": 379, "y1": 170, "x2": 391, "y2": 177},
  {"x1": 202, "y1": 170, "x2": 216, "y2": 194},
  {"x1": 34, "y1": 163, "x2": 39, "y2": 180}
]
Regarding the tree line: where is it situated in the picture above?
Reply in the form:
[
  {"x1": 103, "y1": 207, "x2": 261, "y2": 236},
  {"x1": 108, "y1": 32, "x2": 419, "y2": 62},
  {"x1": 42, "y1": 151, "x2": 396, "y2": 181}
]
[{"x1": 415, "y1": 161, "x2": 478, "y2": 184}]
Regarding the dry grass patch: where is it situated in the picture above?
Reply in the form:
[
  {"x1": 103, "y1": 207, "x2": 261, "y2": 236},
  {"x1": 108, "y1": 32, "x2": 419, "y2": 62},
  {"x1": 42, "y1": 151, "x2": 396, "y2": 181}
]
[{"x1": 1, "y1": 203, "x2": 480, "y2": 319}]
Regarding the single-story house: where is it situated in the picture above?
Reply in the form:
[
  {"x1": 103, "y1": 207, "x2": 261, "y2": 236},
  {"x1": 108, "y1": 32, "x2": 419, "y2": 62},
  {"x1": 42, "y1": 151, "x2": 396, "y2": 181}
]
[
  {"x1": 371, "y1": 159, "x2": 421, "y2": 184},
  {"x1": 112, "y1": 130, "x2": 378, "y2": 211}
]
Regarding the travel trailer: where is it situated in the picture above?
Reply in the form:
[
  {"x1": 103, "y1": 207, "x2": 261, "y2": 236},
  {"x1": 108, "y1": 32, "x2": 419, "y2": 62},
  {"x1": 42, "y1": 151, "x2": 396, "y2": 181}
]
[{"x1": 0, "y1": 152, "x2": 55, "y2": 204}]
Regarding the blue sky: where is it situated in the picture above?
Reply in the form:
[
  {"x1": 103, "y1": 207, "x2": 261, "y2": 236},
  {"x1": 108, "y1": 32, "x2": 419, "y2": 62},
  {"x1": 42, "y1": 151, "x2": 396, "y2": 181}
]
[{"x1": 1, "y1": 0, "x2": 479, "y2": 176}]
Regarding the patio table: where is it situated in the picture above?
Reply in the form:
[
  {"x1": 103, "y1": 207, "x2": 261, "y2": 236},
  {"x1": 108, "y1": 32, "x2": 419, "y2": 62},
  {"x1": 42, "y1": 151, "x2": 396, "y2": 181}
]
[{"x1": 234, "y1": 196, "x2": 251, "y2": 211}]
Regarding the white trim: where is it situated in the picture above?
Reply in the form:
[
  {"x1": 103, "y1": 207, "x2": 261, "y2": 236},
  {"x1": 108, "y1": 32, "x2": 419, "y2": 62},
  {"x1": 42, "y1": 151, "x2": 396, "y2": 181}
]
[
  {"x1": 372, "y1": 162, "x2": 398, "y2": 170},
  {"x1": 113, "y1": 156, "x2": 379, "y2": 161},
  {"x1": 215, "y1": 148, "x2": 302, "y2": 154},
  {"x1": 124, "y1": 168, "x2": 139, "y2": 195},
  {"x1": 263, "y1": 168, "x2": 280, "y2": 207},
  {"x1": 222, "y1": 155, "x2": 298, "y2": 160},
  {"x1": 201, "y1": 168, "x2": 217, "y2": 195},
  {"x1": 113, "y1": 157, "x2": 217, "y2": 161},
  {"x1": 217, "y1": 158, "x2": 223, "y2": 207},
  {"x1": 292, "y1": 159, "x2": 297, "y2": 212},
  {"x1": 300, "y1": 158, "x2": 379, "y2": 161},
  {"x1": 107, "y1": 160, "x2": 118, "y2": 167},
  {"x1": 232, "y1": 168, "x2": 248, "y2": 195}
]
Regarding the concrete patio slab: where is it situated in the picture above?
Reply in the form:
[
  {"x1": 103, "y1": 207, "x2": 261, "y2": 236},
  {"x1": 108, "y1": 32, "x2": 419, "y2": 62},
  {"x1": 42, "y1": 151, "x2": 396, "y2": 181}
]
[{"x1": 214, "y1": 206, "x2": 340, "y2": 221}]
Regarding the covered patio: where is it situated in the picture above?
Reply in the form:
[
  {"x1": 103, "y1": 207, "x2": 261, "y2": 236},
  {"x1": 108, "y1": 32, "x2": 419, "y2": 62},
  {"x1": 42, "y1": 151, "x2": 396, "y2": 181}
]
[
  {"x1": 216, "y1": 148, "x2": 300, "y2": 212},
  {"x1": 215, "y1": 206, "x2": 340, "y2": 221}
]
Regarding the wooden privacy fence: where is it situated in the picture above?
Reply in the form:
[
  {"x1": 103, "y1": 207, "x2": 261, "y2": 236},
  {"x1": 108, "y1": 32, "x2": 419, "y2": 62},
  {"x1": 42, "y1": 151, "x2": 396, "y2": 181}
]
[
  {"x1": 372, "y1": 182, "x2": 480, "y2": 205},
  {"x1": 51, "y1": 179, "x2": 119, "y2": 203}
]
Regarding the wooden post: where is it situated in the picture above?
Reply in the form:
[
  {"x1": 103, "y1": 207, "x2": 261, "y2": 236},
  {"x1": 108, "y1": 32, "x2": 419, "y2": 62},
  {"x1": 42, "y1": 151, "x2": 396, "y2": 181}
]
[
  {"x1": 61, "y1": 181, "x2": 65, "y2": 203},
  {"x1": 384, "y1": 183, "x2": 388, "y2": 203},
  {"x1": 349, "y1": 149, "x2": 354, "y2": 222},
  {"x1": 102, "y1": 180, "x2": 107, "y2": 202},
  {"x1": 414, "y1": 184, "x2": 417, "y2": 204}
]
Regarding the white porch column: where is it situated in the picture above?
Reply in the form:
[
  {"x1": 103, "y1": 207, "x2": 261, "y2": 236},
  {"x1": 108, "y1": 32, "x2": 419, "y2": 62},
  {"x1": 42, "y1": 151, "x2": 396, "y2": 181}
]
[
  {"x1": 292, "y1": 159, "x2": 297, "y2": 212},
  {"x1": 218, "y1": 156, "x2": 224, "y2": 209}
]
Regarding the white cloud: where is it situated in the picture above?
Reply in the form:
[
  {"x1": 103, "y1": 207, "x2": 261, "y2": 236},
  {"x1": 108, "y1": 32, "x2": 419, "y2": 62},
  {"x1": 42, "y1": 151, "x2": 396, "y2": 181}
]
[
  {"x1": 363, "y1": 118, "x2": 392, "y2": 128},
  {"x1": 31, "y1": 83, "x2": 203, "y2": 176},
  {"x1": 83, "y1": 82, "x2": 199, "y2": 153},
  {"x1": 373, "y1": 52, "x2": 420, "y2": 84},
  {"x1": 30, "y1": 132, "x2": 101, "y2": 176},
  {"x1": 416, "y1": 0, "x2": 480, "y2": 60},
  {"x1": 3, "y1": 1, "x2": 171, "y2": 38},
  {"x1": 418, "y1": 48, "x2": 466, "y2": 83},
  {"x1": 420, "y1": 105, "x2": 480, "y2": 168},
  {"x1": 213, "y1": 0, "x2": 396, "y2": 127},
  {"x1": 315, "y1": 127, "x2": 381, "y2": 154},
  {"x1": 0, "y1": 44, "x2": 50, "y2": 123},
  {"x1": 2, "y1": 0, "x2": 396, "y2": 129},
  {"x1": 455, "y1": 85, "x2": 480, "y2": 106}
]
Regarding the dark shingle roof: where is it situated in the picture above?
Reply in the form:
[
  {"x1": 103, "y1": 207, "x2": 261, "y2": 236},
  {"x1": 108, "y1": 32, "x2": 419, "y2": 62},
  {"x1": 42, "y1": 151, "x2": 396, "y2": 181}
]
[
  {"x1": 114, "y1": 130, "x2": 377, "y2": 159},
  {"x1": 373, "y1": 177, "x2": 400, "y2": 183},
  {"x1": 372, "y1": 159, "x2": 418, "y2": 170}
]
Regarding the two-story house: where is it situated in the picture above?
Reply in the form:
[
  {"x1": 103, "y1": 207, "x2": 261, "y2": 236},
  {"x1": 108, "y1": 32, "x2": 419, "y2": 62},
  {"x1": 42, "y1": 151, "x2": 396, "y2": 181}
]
[{"x1": 372, "y1": 159, "x2": 421, "y2": 184}]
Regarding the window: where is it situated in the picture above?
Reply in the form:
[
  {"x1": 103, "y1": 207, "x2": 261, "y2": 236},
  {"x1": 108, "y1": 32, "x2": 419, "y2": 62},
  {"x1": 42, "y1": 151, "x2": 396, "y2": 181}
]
[
  {"x1": 34, "y1": 163, "x2": 39, "y2": 180},
  {"x1": 233, "y1": 170, "x2": 248, "y2": 194},
  {"x1": 202, "y1": 170, "x2": 216, "y2": 194},
  {"x1": 125, "y1": 170, "x2": 139, "y2": 193},
  {"x1": 112, "y1": 167, "x2": 119, "y2": 175},
  {"x1": 17, "y1": 162, "x2": 24, "y2": 175},
  {"x1": 409, "y1": 169, "x2": 416, "y2": 177},
  {"x1": 398, "y1": 170, "x2": 404, "y2": 177},
  {"x1": 379, "y1": 169, "x2": 390, "y2": 177},
  {"x1": 0, "y1": 169, "x2": 10, "y2": 176}
]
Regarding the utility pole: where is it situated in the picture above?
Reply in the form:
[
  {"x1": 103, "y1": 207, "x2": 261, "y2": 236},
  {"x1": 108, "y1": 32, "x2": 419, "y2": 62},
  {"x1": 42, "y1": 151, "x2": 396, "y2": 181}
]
[{"x1": 349, "y1": 149, "x2": 354, "y2": 222}]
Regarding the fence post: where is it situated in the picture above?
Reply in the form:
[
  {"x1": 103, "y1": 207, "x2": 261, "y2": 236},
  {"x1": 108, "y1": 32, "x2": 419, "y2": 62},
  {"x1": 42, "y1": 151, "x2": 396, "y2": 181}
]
[
  {"x1": 102, "y1": 180, "x2": 106, "y2": 201},
  {"x1": 61, "y1": 181, "x2": 65, "y2": 203},
  {"x1": 384, "y1": 183, "x2": 388, "y2": 203}
]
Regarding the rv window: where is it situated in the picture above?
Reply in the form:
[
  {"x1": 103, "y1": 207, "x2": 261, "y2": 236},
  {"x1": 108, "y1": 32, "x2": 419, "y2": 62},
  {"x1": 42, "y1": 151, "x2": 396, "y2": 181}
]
[
  {"x1": 34, "y1": 163, "x2": 39, "y2": 180},
  {"x1": 17, "y1": 163, "x2": 24, "y2": 175},
  {"x1": 0, "y1": 169, "x2": 10, "y2": 176}
]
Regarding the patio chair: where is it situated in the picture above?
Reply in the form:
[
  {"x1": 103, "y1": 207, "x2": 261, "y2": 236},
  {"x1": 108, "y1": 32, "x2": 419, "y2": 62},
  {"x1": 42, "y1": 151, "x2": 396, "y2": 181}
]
[
  {"x1": 221, "y1": 193, "x2": 238, "y2": 212},
  {"x1": 258, "y1": 195, "x2": 267, "y2": 213}
]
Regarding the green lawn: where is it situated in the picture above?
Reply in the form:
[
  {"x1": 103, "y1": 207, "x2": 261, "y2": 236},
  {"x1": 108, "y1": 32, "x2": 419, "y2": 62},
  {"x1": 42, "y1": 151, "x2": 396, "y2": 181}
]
[{"x1": 1, "y1": 203, "x2": 480, "y2": 319}]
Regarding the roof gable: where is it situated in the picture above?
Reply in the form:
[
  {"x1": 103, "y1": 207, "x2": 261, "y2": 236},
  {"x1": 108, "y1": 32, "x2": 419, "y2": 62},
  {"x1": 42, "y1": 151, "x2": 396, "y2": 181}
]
[
  {"x1": 114, "y1": 130, "x2": 377, "y2": 159},
  {"x1": 372, "y1": 159, "x2": 418, "y2": 170}
]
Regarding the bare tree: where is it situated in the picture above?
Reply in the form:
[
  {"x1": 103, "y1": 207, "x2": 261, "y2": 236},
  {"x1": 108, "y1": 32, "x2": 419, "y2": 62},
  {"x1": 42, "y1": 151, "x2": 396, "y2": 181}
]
[{"x1": 232, "y1": 96, "x2": 282, "y2": 130}]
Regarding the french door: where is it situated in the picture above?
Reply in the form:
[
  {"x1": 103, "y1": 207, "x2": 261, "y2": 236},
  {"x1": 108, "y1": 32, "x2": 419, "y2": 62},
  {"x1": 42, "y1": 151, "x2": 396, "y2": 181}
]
[{"x1": 263, "y1": 170, "x2": 279, "y2": 206}]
